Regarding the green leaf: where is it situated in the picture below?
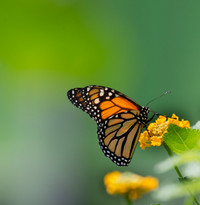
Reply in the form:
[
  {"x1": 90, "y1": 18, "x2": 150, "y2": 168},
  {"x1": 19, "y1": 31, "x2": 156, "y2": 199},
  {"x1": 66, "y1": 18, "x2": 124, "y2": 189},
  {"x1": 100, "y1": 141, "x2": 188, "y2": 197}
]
[{"x1": 163, "y1": 124, "x2": 200, "y2": 155}]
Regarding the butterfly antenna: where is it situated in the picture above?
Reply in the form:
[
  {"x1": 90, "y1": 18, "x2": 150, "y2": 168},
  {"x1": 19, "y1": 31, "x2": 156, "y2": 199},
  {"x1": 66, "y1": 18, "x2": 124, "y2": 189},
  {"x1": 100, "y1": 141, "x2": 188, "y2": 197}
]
[{"x1": 146, "y1": 91, "x2": 171, "y2": 106}]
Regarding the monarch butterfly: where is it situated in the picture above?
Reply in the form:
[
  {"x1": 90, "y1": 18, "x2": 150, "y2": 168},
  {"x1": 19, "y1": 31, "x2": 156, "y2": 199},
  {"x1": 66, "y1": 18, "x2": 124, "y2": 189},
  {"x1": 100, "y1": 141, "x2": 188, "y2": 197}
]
[{"x1": 67, "y1": 85, "x2": 155, "y2": 166}]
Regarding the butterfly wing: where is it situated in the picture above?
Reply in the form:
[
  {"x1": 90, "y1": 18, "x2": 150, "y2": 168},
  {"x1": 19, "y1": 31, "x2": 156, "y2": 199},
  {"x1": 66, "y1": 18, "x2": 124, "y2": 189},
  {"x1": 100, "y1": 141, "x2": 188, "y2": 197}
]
[
  {"x1": 98, "y1": 110, "x2": 144, "y2": 166},
  {"x1": 67, "y1": 85, "x2": 147, "y2": 166},
  {"x1": 67, "y1": 85, "x2": 142, "y2": 122}
]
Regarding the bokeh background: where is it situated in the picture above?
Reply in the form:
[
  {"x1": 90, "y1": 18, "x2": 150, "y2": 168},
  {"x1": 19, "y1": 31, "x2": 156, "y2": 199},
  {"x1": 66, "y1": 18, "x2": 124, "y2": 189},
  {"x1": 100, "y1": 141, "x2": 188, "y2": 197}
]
[{"x1": 1, "y1": 0, "x2": 200, "y2": 205}]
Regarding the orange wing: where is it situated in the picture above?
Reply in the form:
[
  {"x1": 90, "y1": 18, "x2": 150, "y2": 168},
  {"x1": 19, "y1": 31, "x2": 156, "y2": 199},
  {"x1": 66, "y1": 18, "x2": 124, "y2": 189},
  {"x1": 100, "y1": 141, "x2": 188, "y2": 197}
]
[{"x1": 67, "y1": 85, "x2": 142, "y2": 124}]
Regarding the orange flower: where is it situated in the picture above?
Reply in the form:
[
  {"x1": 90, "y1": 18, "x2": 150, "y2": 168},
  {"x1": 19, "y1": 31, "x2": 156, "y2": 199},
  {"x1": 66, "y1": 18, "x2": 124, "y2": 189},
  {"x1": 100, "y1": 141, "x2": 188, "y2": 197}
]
[
  {"x1": 139, "y1": 114, "x2": 190, "y2": 150},
  {"x1": 104, "y1": 171, "x2": 158, "y2": 200}
]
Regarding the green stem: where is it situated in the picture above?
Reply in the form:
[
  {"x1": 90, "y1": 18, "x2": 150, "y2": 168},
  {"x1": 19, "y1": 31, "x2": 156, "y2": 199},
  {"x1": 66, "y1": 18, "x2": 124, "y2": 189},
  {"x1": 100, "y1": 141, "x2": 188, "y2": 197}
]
[
  {"x1": 124, "y1": 194, "x2": 132, "y2": 205},
  {"x1": 163, "y1": 142, "x2": 199, "y2": 205},
  {"x1": 163, "y1": 143, "x2": 183, "y2": 178}
]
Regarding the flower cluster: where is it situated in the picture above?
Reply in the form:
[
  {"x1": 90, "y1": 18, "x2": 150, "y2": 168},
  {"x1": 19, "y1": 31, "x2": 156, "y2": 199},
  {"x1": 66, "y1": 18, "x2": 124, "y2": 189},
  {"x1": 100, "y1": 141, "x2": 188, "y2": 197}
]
[
  {"x1": 139, "y1": 114, "x2": 190, "y2": 150},
  {"x1": 104, "y1": 171, "x2": 158, "y2": 200}
]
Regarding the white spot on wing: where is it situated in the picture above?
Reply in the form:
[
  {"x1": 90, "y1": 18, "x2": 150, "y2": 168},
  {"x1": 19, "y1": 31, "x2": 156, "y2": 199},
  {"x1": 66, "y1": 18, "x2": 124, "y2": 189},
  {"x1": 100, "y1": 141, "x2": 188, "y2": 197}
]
[
  {"x1": 100, "y1": 90, "x2": 104, "y2": 96},
  {"x1": 94, "y1": 98, "x2": 100, "y2": 104}
]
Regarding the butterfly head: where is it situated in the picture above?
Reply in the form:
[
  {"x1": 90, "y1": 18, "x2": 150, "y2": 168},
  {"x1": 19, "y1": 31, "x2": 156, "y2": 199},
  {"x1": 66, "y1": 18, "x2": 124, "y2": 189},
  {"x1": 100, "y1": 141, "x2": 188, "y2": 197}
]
[{"x1": 140, "y1": 106, "x2": 150, "y2": 123}]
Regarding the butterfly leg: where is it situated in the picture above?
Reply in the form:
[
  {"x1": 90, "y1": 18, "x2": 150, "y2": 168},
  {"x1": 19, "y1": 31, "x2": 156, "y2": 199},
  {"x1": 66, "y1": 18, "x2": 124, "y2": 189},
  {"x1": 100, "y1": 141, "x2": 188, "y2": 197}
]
[
  {"x1": 143, "y1": 123, "x2": 151, "y2": 137},
  {"x1": 146, "y1": 113, "x2": 156, "y2": 123}
]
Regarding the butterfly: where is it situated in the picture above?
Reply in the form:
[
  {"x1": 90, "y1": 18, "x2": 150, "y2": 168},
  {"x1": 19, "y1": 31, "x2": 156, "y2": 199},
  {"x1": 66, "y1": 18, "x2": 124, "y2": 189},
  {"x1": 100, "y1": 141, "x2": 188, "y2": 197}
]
[{"x1": 67, "y1": 85, "x2": 152, "y2": 166}]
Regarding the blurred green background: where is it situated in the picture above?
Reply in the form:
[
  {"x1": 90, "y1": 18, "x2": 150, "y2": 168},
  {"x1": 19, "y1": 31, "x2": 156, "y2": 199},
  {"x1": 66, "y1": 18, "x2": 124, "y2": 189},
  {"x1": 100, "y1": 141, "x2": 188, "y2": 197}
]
[{"x1": 0, "y1": 0, "x2": 200, "y2": 205}]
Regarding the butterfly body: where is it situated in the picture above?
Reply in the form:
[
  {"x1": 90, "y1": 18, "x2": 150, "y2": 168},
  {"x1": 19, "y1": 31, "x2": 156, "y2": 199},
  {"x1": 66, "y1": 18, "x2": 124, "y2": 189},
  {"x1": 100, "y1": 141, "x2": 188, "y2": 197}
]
[{"x1": 67, "y1": 85, "x2": 149, "y2": 166}]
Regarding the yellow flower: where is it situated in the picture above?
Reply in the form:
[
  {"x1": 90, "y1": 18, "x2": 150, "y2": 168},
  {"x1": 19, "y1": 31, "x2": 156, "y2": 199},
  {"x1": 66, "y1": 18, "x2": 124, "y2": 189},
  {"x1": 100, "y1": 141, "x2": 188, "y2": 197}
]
[
  {"x1": 139, "y1": 114, "x2": 190, "y2": 150},
  {"x1": 104, "y1": 171, "x2": 158, "y2": 200}
]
